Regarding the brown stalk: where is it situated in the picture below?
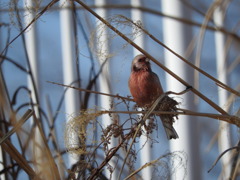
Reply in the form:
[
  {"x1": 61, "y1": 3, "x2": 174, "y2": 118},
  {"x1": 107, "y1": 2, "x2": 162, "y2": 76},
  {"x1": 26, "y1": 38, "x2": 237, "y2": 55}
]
[
  {"x1": 99, "y1": 109, "x2": 240, "y2": 127},
  {"x1": 0, "y1": 132, "x2": 37, "y2": 179},
  {"x1": 216, "y1": 83, "x2": 240, "y2": 97},
  {"x1": 208, "y1": 146, "x2": 240, "y2": 173},
  {"x1": 88, "y1": 95, "x2": 167, "y2": 179},
  {"x1": 1, "y1": 0, "x2": 59, "y2": 55},
  {"x1": 118, "y1": 94, "x2": 166, "y2": 179},
  {"x1": 0, "y1": 109, "x2": 33, "y2": 145},
  {"x1": 45, "y1": 96, "x2": 66, "y2": 178},
  {"x1": 48, "y1": 82, "x2": 240, "y2": 126},
  {"x1": 47, "y1": 81, "x2": 133, "y2": 102},
  {"x1": 124, "y1": 152, "x2": 172, "y2": 180},
  {"x1": 88, "y1": 131, "x2": 132, "y2": 179},
  {"x1": 32, "y1": 112, "x2": 60, "y2": 180}
]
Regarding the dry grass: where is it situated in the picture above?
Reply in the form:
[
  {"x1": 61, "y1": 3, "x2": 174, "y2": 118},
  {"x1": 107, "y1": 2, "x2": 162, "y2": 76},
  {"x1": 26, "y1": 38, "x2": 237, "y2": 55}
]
[{"x1": 0, "y1": 0, "x2": 239, "y2": 179}]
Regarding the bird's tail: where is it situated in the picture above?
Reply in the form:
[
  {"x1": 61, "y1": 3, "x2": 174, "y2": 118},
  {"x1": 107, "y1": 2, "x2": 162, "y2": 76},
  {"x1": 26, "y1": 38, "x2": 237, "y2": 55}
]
[
  {"x1": 159, "y1": 115, "x2": 179, "y2": 139},
  {"x1": 157, "y1": 95, "x2": 179, "y2": 139}
]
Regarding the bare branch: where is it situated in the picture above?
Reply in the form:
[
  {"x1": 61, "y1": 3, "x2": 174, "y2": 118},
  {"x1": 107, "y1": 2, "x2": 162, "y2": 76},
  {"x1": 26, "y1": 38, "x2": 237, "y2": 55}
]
[{"x1": 208, "y1": 146, "x2": 240, "y2": 173}]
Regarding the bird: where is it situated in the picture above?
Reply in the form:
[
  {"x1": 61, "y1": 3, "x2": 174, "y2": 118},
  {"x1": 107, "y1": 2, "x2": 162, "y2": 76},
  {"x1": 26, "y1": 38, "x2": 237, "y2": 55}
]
[{"x1": 128, "y1": 54, "x2": 179, "y2": 139}]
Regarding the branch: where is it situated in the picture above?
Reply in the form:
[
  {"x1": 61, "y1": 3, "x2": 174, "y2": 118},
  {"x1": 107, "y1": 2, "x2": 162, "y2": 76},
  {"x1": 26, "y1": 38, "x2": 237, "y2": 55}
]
[
  {"x1": 124, "y1": 152, "x2": 172, "y2": 180},
  {"x1": 230, "y1": 140, "x2": 240, "y2": 180},
  {"x1": 47, "y1": 81, "x2": 133, "y2": 102},
  {"x1": 48, "y1": 81, "x2": 240, "y2": 126},
  {"x1": 0, "y1": 109, "x2": 33, "y2": 145},
  {"x1": 208, "y1": 146, "x2": 240, "y2": 173},
  {"x1": 100, "y1": 109, "x2": 240, "y2": 127},
  {"x1": 118, "y1": 94, "x2": 166, "y2": 179},
  {"x1": 1, "y1": 0, "x2": 59, "y2": 55}
]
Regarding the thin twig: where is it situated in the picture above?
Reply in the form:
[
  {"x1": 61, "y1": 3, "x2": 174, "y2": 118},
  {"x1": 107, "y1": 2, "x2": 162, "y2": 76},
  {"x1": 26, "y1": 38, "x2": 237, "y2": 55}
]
[
  {"x1": 0, "y1": 131, "x2": 38, "y2": 179},
  {"x1": 1, "y1": 0, "x2": 59, "y2": 55},
  {"x1": 117, "y1": 94, "x2": 166, "y2": 179},
  {"x1": 124, "y1": 152, "x2": 172, "y2": 180},
  {"x1": 208, "y1": 146, "x2": 240, "y2": 173},
  {"x1": 33, "y1": 111, "x2": 61, "y2": 180},
  {"x1": 230, "y1": 140, "x2": 240, "y2": 180},
  {"x1": 0, "y1": 109, "x2": 33, "y2": 145},
  {"x1": 88, "y1": 94, "x2": 165, "y2": 179},
  {"x1": 0, "y1": 55, "x2": 28, "y2": 72},
  {"x1": 216, "y1": 82, "x2": 240, "y2": 97},
  {"x1": 165, "y1": 87, "x2": 193, "y2": 95},
  {"x1": 88, "y1": 132, "x2": 132, "y2": 179},
  {"x1": 47, "y1": 81, "x2": 134, "y2": 102},
  {"x1": 48, "y1": 81, "x2": 240, "y2": 126},
  {"x1": 99, "y1": 109, "x2": 240, "y2": 127}
]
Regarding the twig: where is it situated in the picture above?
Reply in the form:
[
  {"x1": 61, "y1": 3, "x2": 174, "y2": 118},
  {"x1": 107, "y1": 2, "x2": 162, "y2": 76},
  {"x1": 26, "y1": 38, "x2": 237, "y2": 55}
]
[
  {"x1": 47, "y1": 81, "x2": 134, "y2": 102},
  {"x1": 99, "y1": 109, "x2": 240, "y2": 127},
  {"x1": 230, "y1": 140, "x2": 240, "y2": 180},
  {"x1": 117, "y1": 94, "x2": 166, "y2": 179},
  {"x1": 124, "y1": 152, "x2": 172, "y2": 180},
  {"x1": 0, "y1": 109, "x2": 33, "y2": 145},
  {"x1": 208, "y1": 146, "x2": 240, "y2": 173},
  {"x1": 50, "y1": 80, "x2": 238, "y2": 126},
  {"x1": 88, "y1": 133, "x2": 132, "y2": 179},
  {"x1": 45, "y1": 95, "x2": 66, "y2": 178},
  {"x1": 165, "y1": 86, "x2": 193, "y2": 95},
  {"x1": 33, "y1": 111, "x2": 61, "y2": 179},
  {"x1": 1, "y1": 0, "x2": 59, "y2": 55},
  {"x1": 0, "y1": 130, "x2": 38, "y2": 179},
  {"x1": 0, "y1": 55, "x2": 28, "y2": 72},
  {"x1": 216, "y1": 82, "x2": 240, "y2": 97},
  {"x1": 88, "y1": 94, "x2": 165, "y2": 179},
  {"x1": 177, "y1": 108, "x2": 240, "y2": 127}
]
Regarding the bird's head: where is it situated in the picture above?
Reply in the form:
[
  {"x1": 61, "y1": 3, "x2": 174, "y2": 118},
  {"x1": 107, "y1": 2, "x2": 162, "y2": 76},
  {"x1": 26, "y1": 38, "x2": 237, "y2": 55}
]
[{"x1": 131, "y1": 54, "x2": 152, "y2": 72}]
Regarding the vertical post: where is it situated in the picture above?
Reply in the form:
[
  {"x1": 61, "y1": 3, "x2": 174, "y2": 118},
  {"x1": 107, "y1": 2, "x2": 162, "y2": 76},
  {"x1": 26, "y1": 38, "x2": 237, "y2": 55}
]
[
  {"x1": 24, "y1": 0, "x2": 44, "y2": 175},
  {"x1": 24, "y1": 0, "x2": 40, "y2": 116},
  {"x1": 24, "y1": 0, "x2": 40, "y2": 102},
  {"x1": 161, "y1": 0, "x2": 201, "y2": 179},
  {"x1": 94, "y1": 0, "x2": 116, "y2": 179},
  {"x1": 59, "y1": 0, "x2": 80, "y2": 172},
  {"x1": 214, "y1": 3, "x2": 231, "y2": 178},
  {"x1": 131, "y1": 0, "x2": 152, "y2": 179}
]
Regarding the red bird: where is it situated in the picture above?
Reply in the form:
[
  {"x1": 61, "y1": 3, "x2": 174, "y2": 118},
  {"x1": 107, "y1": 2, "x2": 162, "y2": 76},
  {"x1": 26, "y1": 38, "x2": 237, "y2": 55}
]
[{"x1": 128, "y1": 54, "x2": 179, "y2": 139}]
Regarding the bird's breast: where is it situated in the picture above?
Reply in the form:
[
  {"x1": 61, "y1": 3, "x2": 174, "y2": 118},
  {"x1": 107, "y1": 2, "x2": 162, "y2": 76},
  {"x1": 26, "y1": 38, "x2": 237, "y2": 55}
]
[{"x1": 129, "y1": 71, "x2": 163, "y2": 107}]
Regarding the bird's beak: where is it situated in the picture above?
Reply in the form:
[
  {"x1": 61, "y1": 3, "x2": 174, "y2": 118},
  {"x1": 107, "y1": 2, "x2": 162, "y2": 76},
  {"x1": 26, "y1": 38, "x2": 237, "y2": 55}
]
[{"x1": 145, "y1": 58, "x2": 150, "y2": 62}]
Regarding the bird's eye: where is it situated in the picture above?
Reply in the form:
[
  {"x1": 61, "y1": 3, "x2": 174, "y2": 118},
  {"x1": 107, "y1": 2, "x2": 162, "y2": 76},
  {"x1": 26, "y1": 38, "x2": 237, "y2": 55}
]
[{"x1": 138, "y1": 58, "x2": 145, "y2": 62}]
